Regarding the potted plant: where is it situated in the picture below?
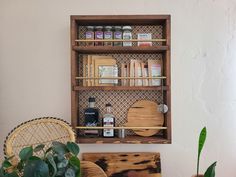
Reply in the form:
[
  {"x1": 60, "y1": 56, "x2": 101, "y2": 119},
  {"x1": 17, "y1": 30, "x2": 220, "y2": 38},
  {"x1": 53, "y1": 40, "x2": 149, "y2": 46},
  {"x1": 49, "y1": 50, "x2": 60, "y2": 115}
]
[
  {"x1": 0, "y1": 141, "x2": 81, "y2": 177},
  {"x1": 192, "y1": 127, "x2": 217, "y2": 177}
]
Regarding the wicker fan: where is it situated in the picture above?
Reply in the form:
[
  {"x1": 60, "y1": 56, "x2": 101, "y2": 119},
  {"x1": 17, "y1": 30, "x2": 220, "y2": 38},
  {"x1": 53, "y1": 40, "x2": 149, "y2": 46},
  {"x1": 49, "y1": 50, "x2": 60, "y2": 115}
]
[
  {"x1": 4, "y1": 117, "x2": 76, "y2": 158},
  {"x1": 3, "y1": 117, "x2": 107, "y2": 177}
]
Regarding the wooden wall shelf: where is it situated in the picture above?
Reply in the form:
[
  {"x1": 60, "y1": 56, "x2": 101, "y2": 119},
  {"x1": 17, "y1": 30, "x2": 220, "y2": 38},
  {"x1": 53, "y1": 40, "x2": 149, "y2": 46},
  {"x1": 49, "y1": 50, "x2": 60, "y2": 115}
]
[
  {"x1": 70, "y1": 15, "x2": 171, "y2": 144},
  {"x1": 73, "y1": 86, "x2": 168, "y2": 91},
  {"x1": 77, "y1": 136, "x2": 171, "y2": 144},
  {"x1": 72, "y1": 46, "x2": 169, "y2": 54}
]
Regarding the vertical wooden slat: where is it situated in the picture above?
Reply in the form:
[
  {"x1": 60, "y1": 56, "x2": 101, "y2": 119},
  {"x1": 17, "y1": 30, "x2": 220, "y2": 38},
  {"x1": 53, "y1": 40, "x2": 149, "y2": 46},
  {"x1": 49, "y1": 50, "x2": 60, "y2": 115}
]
[
  {"x1": 165, "y1": 16, "x2": 172, "y2": 142},
  {"x1": 71, "y1": 16, "x2": 78, "y2": 129}
]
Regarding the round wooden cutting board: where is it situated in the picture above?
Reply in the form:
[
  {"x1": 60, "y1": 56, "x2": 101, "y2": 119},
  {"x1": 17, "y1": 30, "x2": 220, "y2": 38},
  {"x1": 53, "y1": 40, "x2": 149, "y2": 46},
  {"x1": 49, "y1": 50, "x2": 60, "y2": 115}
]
[{"x1": 126, "y1": 100, "x2": 164, "y2": 137}]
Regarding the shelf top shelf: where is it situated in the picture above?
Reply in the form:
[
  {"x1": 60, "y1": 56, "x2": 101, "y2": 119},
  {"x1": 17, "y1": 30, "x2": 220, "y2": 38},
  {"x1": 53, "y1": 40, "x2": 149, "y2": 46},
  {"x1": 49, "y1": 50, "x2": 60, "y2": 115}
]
[
  {"x1": 71, "y1": 15, "x2": 170, "y2": 25},
  {"x1": 73, "y1": 46, "x2": 169, "y2": 54}
]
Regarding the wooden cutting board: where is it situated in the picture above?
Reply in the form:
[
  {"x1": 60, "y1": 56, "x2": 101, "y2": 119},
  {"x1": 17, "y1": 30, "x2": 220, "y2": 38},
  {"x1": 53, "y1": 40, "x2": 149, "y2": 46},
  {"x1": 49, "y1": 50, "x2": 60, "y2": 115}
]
[
  {"x1": 126, "y1": 100, "x2": 164, "y2": 137},
  {"x1": 82, "y1": 152, "x2": 162, "y2": 177}
]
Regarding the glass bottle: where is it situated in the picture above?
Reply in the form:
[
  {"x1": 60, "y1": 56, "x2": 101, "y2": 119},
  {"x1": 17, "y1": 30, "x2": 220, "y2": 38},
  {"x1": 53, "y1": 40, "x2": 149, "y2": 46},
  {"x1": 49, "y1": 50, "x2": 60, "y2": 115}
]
[
  {"x1": 104, "y1": 26, "x2": 113, "y2": 46},
  {"x1": 84, "y1": 97, "x2": 99, "y2": 137},
  {"x1": 85, "y1": 26, "x2": 94, "y2": 46},
  {"x1": 95, "y1": 26, "x2": 103, "y2": 46},
  {"x1": 122, "y1": 26, "x2": 132, "y2": 46},
  {"x1": 102, "y1": 103, "x2": 115, "y2": 137},
  {"x1": 113, "y1": 26, "x2": 122, "y2": 46}
]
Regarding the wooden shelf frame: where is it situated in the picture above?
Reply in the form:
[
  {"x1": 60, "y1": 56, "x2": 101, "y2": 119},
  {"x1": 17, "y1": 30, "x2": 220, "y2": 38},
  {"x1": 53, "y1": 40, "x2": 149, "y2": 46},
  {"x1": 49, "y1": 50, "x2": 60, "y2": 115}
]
[
  {"x1": 75, "y1": 76, "x2": 166, "y2": 80},
  {"x1": 70, "y1": 15, "x2": 171, "y2": 144},
  {"x1": 75, "y1": 39, "x2": 166, "y2": 43},
  {"x1": 73, "y1": 86, "x2": 168, "y2": 91},
  {"x1": 76, "y1": 126, "x2": 167, "y2": 130},
  {"x1": 77, "y1": 136, "x2": 171, "y2": 144},
  {"x1": 73, "y1": 46, "x2": 169, "y2": 54}
]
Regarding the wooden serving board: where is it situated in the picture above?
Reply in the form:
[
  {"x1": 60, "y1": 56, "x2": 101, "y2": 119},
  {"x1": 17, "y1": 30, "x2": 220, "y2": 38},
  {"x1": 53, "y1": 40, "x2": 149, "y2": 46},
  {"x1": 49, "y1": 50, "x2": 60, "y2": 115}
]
[
  {"x1": 126, "y1": 100, "x2": 164, "y2": 137},
  {"x1": 82, "y1": 152, "x2": 161, "y2": 177}
]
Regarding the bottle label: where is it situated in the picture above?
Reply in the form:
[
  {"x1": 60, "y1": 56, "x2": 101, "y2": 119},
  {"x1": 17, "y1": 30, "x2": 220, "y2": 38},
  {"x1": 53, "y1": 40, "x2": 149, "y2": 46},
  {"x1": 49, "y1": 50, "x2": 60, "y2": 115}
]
[
  {"x1": 104, "y1": 32, "x2": 112, "y2": 39},
  {"x1": 86, "y1": 32, "x2": 94, "y2": 39},
  {"x1": 95, "y1": 31, "x2": 103, "y2": 39},
  {"x1": 103, "y1": 117, "x2": 114, "y2": 137},
  {"x1": 114, "y1": 32, "x2": 122, "y2": 39}
]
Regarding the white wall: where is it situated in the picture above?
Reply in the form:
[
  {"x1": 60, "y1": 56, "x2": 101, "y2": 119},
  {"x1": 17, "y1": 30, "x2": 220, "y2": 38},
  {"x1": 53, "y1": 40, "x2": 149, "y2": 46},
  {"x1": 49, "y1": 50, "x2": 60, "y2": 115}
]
[{"x1": 0, "y1": 0, "x2": 236, "y2": 176}]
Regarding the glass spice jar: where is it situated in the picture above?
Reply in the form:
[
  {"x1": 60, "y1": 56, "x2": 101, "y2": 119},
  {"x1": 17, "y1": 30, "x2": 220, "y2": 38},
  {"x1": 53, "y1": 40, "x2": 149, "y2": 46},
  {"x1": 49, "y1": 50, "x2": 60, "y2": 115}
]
[
  {"x1": 95, "y1": 26, "x2": 104, "y2": 46},
  {"x1": 123, "y1": 26, "x2": 132, "y2": 46},
  {"x1": 104, "y1": 26, "x2": 113, "y2": 46},
  {"x1": 113, "y1": 26, "x2": 122, "y2": 46},
  {"x1": 85, "y1": 26, "x2": 94, "y2": 46}
]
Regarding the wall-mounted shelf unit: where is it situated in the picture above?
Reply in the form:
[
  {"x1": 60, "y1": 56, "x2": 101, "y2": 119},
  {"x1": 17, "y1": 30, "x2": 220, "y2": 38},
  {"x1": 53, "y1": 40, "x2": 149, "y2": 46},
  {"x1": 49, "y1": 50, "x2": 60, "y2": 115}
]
[{"x1": 70, "y1": 15, "x2": 171, "y2": 144}]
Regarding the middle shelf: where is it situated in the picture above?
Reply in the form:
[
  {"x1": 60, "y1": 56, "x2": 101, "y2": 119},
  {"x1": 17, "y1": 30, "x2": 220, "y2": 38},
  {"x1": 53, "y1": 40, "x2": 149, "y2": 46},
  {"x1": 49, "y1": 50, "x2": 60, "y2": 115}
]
[{"x1": 74, "y1": 86, "x2": 168, "y2": 91}]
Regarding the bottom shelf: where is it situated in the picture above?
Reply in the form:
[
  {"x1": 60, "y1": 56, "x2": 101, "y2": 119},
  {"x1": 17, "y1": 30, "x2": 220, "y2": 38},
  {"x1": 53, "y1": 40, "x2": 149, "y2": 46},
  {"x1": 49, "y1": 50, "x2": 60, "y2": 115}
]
[{"x1": 76, "y1": 135, "x2": 171, "y2": 144}]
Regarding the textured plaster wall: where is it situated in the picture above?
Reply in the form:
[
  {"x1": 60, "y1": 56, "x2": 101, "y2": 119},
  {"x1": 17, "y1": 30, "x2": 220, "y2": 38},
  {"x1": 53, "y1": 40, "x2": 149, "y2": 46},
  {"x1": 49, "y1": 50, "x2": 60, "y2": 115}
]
[{"x1": 0, "y1": 0, "x2": 236, "y2": 177}]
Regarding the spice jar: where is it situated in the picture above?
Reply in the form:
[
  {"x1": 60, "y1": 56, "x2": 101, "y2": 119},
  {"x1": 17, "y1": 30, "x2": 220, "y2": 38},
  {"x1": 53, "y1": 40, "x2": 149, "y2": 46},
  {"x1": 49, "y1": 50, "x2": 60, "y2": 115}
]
[
  {"x1": 113, "y1": 26, "x2": 122, "y2": 46},
  {"x1": 95, "y1": 26, "x2": 103, "y2": 46},
  {"x1": 85, "y1": 26, "x2": 94, "y2": 46},
  {"x1": 123, "y1": 26, "x2": 132, "y2": 46},
  {"x1": 104, "y1": 26, "x2": 113, "y2": 46}
]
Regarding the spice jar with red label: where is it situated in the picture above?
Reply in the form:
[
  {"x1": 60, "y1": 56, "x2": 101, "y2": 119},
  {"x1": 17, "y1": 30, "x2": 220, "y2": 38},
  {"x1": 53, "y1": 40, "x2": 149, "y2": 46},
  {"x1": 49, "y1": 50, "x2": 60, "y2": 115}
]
[{"x1": 95, "y1": 26, "x2": 103, "y2": 46}]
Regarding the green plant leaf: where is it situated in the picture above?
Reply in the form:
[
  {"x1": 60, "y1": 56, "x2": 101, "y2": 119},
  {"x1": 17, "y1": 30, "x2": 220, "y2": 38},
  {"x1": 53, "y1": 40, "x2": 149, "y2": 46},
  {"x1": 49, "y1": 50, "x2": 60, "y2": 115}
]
[
  {"x1": 17, "y1": 160, "x2": 24, "y2": 172},
  {"x1": 46, "y1": 154, "x2": 57, "y2": 177},
  {"x1": 19, "y1": 147, "x2": 33, "y2": 161},
  {"x1": 65, "y1": 168, "x2": 75, "y2": 177},
  {"x1": 2, "y1": 160, "x2": 12, "y2": 169},
  {"x1": 23, "y1": 159, "x2": 49, "y2": 177},
  {"x1": 66, "y1": 142, "x2": 80, "y2": 156},
  {"x1": 197, "y1": 127, "x2": 207, "y2": 176},
  {"x1": 57, "y1": 159, "x2": 68, "y2": 169},
  {"x1": 69, "y1": 156, "x2": 80, "y2": 169},
  {"x1": 34, "y1": 144, "x2": 45, "y2": 153},
  {"x1": 5, "y1": 172, "x2": 19, "y2": 177},
  {"x1": 69, "y1": 156, "x2": 80, "y2": 177},
  {"x1": 52, "y1": 141, "x2": 68, "y2": 155},
  {"x1": 204, "y1": 162, "x2": 217, "y2": 177}
]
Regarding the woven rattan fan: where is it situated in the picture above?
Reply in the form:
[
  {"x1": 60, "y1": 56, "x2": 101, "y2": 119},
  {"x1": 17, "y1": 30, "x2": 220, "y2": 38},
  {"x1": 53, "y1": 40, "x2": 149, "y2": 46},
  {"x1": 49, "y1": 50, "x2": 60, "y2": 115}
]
[
  {"x1": 4, "y1": 117, "x2": 76, "y2": 158},
  {"x1": 3, "y1": 117, "x2": 107, "y2": 177}
]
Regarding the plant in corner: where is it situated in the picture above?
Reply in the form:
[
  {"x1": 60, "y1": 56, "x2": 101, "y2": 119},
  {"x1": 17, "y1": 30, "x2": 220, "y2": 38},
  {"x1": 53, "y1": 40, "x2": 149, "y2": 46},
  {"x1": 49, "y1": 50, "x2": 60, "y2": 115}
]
[
  {"x1": 0, "y1": 141, "x2": 81, "y2": 177},
  {"x1": 193, "y1": 127, "x2": 217, "y2": 177}
]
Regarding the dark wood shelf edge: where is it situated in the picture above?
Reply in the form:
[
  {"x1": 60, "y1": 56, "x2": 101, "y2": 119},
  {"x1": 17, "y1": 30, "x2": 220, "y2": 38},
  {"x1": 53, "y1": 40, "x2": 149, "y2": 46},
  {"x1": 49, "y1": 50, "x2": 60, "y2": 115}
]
[
  {"x1": 76, "y1": 136, "x2": 171, "y2": 144},
  {"x1": 73, "y1": 86, "x2": 168, "y2": 91},
  {"x1": 72, "y1": 46, "x2": 169, "y2": 54}
]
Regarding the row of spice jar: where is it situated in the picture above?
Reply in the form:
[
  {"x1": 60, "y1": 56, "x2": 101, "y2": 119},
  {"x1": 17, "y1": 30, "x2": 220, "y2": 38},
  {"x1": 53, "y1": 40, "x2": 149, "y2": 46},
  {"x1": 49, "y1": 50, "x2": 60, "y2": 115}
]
[{"x1": 85, "y1": 26, "x2": 133, "y2": 46}]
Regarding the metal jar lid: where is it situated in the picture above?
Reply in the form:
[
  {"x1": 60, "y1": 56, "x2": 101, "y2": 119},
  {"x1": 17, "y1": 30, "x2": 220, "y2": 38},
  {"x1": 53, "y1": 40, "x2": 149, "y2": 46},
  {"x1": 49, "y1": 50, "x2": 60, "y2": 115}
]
[
  {"x1": 114, "y1": 26, "x2": 122, "y2": 30},
  {"x1": 122, "y1": 26, "x2": 132, "y2": 30},
  {"x1": 105, "y1": 26, "x2": 113, "y2": 30},
  {"x1": 86, "y1": 26, "x2": 94, "y2": 30},
  {"x1": 95, "y1": 26, "x2": 103, "y2": 30}
]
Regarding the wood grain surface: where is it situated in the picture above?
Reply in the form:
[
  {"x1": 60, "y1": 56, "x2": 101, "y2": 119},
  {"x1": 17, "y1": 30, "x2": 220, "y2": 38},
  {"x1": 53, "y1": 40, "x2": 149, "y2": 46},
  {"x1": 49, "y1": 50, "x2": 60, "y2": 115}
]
[
  {"x1": 126, "y1": 100, "x2": 164, "y2": 137},
  {"x1": 83, "y1": 152, "x2": 161, "y2": 177},
  {"x1": 81, "y1": 161, "x2": 107, "y2": 177}
]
